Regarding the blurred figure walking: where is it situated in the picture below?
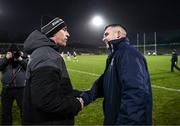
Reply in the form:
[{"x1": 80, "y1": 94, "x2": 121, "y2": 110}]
[{"x1": 171, "y1": 49, "x2": 180, "y2": 72}]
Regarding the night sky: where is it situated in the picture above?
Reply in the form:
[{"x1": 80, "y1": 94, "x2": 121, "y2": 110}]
[{"x1": 0, "y1": 0, "x2": 180, "y2": 46}]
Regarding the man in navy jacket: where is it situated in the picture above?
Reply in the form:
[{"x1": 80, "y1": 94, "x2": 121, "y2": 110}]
[{"x1": 80, "y1": 24, "x2": 152, "y2": 125}]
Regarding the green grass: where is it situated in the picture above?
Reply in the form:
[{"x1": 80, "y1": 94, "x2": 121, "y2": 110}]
[{"x1": 0, "y1": 55, "x2": 180, "y2": 125}]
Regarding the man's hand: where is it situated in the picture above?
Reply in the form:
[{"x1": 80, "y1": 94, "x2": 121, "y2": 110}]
[
  {"x1": 76, "y1": 97, "x2": 84, "y2": 110},
  {"x1": 17, "y1": 56, "x2": 23, "y2": 61},
  {"x1": 6, "y1": 52, "x2": 13, "y2": 59}
]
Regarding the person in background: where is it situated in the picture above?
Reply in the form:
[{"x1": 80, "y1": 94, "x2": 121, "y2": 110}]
[
  {"x1": 0, "y1": 44, "x2": 27, "y2": 125},
  {"x1": 67, "y1": 51, "x2": 71, "y2": 61},
  {"x1": 171, "y1": 49, "x2": 180, "y2": 72},
  {"x1": 79, "y1": 24, "x2": 152, "y2": 125},
  {"x1": 73, "y1": 51, "x2": 78, "y2": 62},
  {"x1": 23, "y1": 16, "x2": 83, "y2": 125}
]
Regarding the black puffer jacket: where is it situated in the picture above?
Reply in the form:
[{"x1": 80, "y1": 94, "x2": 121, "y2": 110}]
[{"x1": 22, "y1": 30, "x2": 81, "y2": 125}]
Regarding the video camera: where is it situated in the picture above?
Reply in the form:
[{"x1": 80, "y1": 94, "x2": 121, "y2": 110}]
[
  {"x1": 7, "y1": 44, "x2": 26, "y2": 60},
  {"x1": 12, "y1": 51, "x2": 22, "y2": 60}
]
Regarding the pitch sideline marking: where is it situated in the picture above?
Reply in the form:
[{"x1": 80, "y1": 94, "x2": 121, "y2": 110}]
[
  {"x1": 68, "y1": 69, "x2": 100, "y2": 77},
  {"x1": 68, "y1": 68, "x2": 180, "y2": 92}
]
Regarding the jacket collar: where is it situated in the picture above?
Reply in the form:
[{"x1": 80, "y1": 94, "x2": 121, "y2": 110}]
[
  {"x1": 49, "y1": 39, "x2": 61, "y2": 52},
  {"x1": 108, "y1": 37, "x2": 129, "y2": 53}
]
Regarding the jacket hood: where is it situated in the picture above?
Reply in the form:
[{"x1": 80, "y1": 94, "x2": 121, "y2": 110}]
[{"x1": 24, "y1": 30, "x2": 57, "y2": 54}]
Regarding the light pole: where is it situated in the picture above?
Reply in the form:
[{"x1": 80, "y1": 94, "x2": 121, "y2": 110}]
[
  {"x1": 144, "y1": 32, "x2": 146, "y2": 55},
  {"x1": 137, "y1": 33, "x2": 139, "y2": 50},
  {"x1": 154, "y1": 32, "x2": 157, "y2": 55}
]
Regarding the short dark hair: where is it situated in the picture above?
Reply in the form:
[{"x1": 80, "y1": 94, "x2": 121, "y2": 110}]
[{"x1": 104, "y1": 24, "x2": 127, "y2": 31}]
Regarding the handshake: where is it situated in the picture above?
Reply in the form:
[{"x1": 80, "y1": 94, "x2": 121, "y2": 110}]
[{"x1": 76, "y1": 97, "x2": 84, "y2": 110}]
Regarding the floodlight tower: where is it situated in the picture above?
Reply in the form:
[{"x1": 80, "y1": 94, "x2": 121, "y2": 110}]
[
  {"x1": 154, "y1": 32, "x2": 157, "y2": 55},
  {"x1": 137, "y1": 33, "x2": 139, "y2": 50},
  {"x1": 143, "y1": 32, "x2": 146, "y2": 55}
]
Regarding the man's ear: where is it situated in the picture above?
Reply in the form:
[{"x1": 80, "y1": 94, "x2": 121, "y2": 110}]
[
  {"x1": 50, "y1": 36, "x2": 56, "y2": 42},
  {"x1": 117, "y1": 31, "x2": 121, "y2": 38},
  {"x1": 50, "y1": 36, "x2": 58, "y2": 45}
]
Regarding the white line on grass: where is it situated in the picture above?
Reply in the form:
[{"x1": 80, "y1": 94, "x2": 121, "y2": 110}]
[
  {"x1": 152, "y1": 85, "x2": 180, "y2": 92},
  {"x1": 68, "y1": 69, "x2": 99, "y2": 77},
  {"x1": 68, "y1": 68, "x2": 180, "y2": 93}
]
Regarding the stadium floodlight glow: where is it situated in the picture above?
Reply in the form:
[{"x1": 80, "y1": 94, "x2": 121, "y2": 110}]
[{"x1": 91, "y1": 15, "x2": 104, "y2": 27}]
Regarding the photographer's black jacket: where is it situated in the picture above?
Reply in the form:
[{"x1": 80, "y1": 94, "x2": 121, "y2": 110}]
[
  {"x1": 23, "y1": 30, "x2": 81, "y2": 125},
  {"x1": 0, "y1": 58, "x2": 27, "y2": 88}
]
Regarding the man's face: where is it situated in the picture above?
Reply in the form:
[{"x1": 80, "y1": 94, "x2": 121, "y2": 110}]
[
  {"x1": 102, "y1": 27, "x2": 119, "y2": 48},
  {"x1": 53, "y1": 26, "x2": 70, "y2": 46}
]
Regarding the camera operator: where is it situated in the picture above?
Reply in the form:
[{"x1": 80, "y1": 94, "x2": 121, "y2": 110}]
[{"x1": 0, "y1": 44, "x2": 27, "y2": 125}]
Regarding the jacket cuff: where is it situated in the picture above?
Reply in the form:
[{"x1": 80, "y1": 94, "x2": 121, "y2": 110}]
[{"x1": 70, "y1": 97, "x2": 82, "y2": 115}]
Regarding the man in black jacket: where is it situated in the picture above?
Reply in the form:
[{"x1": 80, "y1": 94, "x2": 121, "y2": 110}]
[
  {"x1": 22, "y1": 16, "x2": 83, "y2": 125},
  {"x1": 171, "y1": 49, "x2": 180, "y2": 72},
  {"x1": 0, "y1": 44, "x2": 27, "y2": 125}
]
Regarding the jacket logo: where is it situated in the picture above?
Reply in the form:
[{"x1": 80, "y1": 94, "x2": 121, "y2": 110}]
[{"x1": 52, "y1": 19, "x2": 62, "y2": 26}]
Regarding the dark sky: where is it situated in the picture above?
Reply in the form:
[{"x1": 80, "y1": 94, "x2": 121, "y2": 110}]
[{"x1": 0, "y1": 0, "x2": 180, "y2": 46}]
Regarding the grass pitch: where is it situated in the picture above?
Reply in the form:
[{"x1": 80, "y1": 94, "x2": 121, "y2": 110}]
[
  {"x1": 0, "y1": 55, "x2": 180, "y2": 125},
  {"x1": 66, "y1": 55, "x2": 180, "y2": 125}
]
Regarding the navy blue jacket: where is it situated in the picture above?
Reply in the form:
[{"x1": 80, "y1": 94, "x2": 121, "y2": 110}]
[
  {"x1": 0, "y1": 57, "x2": 27, "y2": 88},
  {"x1": 80, "y1": 38, "x2": 152, "y2": 125}
]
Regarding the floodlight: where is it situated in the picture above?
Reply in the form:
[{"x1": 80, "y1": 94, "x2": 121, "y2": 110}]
[{"x1": 91, "y1": 15, "x2": 104, "y2": 27}]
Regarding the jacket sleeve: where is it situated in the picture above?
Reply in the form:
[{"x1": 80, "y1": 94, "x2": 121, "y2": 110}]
[
  {"x1": 30, "y1": 66, "x2": 81, "y2": 116},
  {"x1": 80, "y1": 74, "x2": 104, "y2": 106},
  {"x1": 116, "y1": 51, "x2": 151, "y2": 124},
  {"x1": 72, "y1": 89, "x2": 83, "y2": 97},
  {"x1": 0, "y1": 57, "x2": 9, "y2": 70}
]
